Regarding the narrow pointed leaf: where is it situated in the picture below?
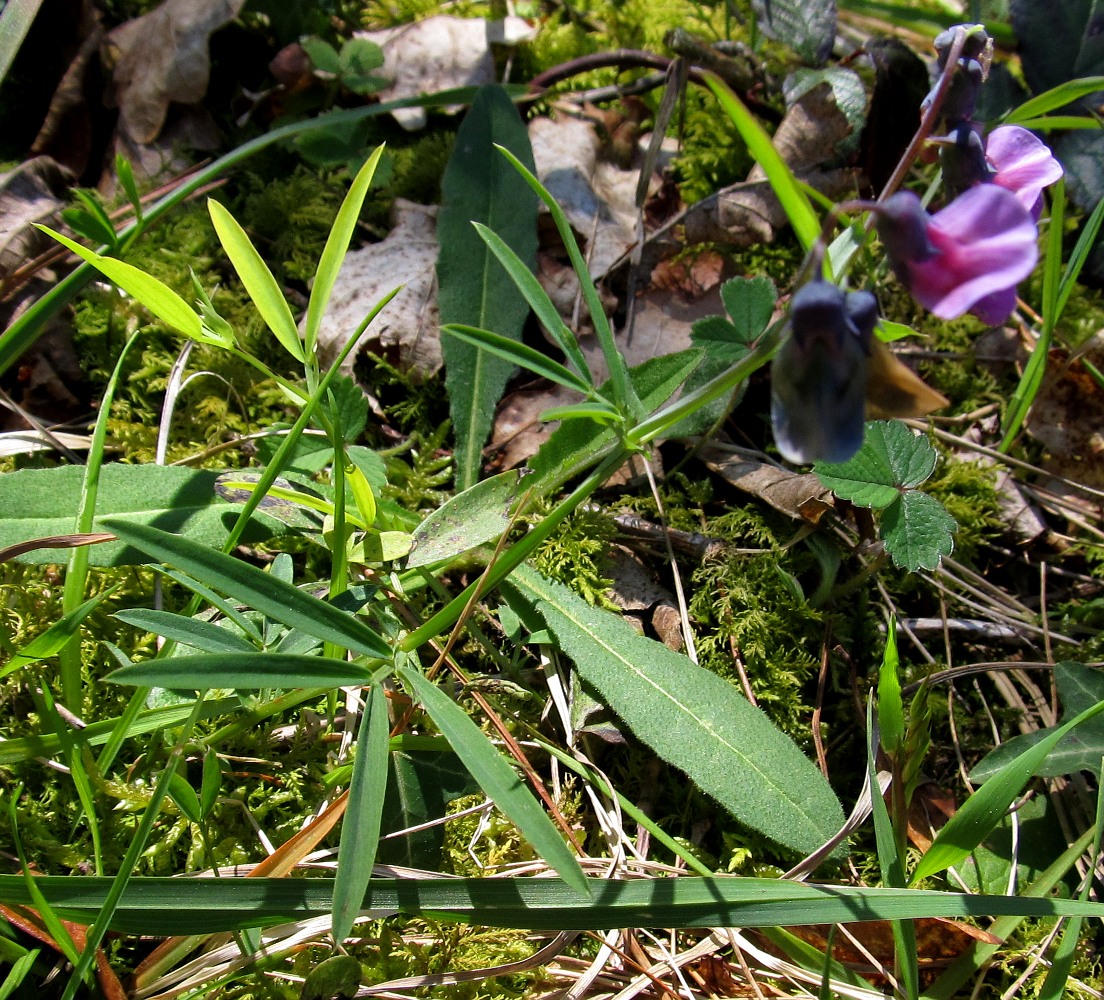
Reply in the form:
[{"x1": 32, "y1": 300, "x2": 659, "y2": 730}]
[
  {"x1": 398, "y1": 664, "x2": 590, "y2": 896},
  {"x1": 208, "y1": 199, "x2": 305, "y2": 362},
  {"x1": 442, "y1": 324, "x2": 593, "y2": 395},
  {"x1": 305, "y1": 146, "x2": 385, "y2": 354},
  {"x1": 332, "y1": 684, "x2": 391, "y2": 942},
  {"x1": 36, "y1": 228, "x2": 202, "y2": 339},
  {"x1": 107, "y1": 652, "x2": 373, "y2": 689},
  {"x1": 114, "y1": 609, "x2": 258, "y2": 654},
  {"x1": 102, "y1": 520, "x2": 391, "y2": 660}
]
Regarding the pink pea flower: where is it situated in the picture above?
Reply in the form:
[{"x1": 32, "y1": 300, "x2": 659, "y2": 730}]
[
  {"x1": 876, "y1": 185, "x2": 1038, "y2": 326},
  {"x1": 984, "y1": 125, "x2": 1064, "y2": 218}
]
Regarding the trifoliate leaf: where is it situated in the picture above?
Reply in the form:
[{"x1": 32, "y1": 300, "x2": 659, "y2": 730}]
[{"x1": 881, "y1": 491, "x2": 956, "y2": 571}]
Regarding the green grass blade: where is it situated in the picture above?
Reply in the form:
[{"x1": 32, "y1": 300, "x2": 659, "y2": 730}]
[
  {"x1": 1056, "y1": 195, "x2": 1104, "y2": 319},
  {"x1": 332, "y1": 684, "x2": 391, "y2": 942},
  {"x1": 34, "y1": 228, "x2": 203, "y2": 339},
  {"x1": 703, "y1": 73, "x2": 820, "y2": 252},
  {"x1": 1004, "y1": 77, "x2": 1104, "y2": 124},
  {"x1": 207, "y1": 199, "x2": 305, "y2": 363},
  {"x1": 0, "y1": 945, "x2": 40, "y2": 999},
  {"x1": 472, "y1": 222, "x2": 590, "y2": 380},
  {"x1": 442, "y1": 324, "x2": 594, "y2": 395},
  {"x1": 911, "y1": 698, "x2": 1104, "y2": 885},
  {"x1": 102, "y1": 520, "x2": 392, "y2": 660},
  {"x1": 114, "y1": 609, "x2": 259, "y2": 654},
  {"x1": 6, "y1": 874, "x2": 1104, "y2": 937},
  {"x1": 304, "y1": 146, "x2": 385, "y2": 355},
  {"x1": 397, "y1": 664, "x2": 590, "y2": 897},
  {"x1": 107, "y1": 653, "x2": 374, "y2": 689}
]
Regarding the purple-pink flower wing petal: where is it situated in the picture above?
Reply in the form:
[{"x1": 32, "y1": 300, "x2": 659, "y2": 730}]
[
  {"x1": 986, "y1": 125, "x2": 1064, "y2": 213},
  {"x1": 907, "y1": 185, "x2": 1038, "y2": 321}
]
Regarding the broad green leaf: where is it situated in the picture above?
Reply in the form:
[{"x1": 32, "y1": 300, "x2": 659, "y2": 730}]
[
  {"x1": 378, "y1": 751, "x2": 480, "y2": 868},
  {"x1": 1005, "y1": 76, "x2": 1104, "y2": 123},
  {"x1": 114, "y1": 609, "x2": 257, "y2": 654},
  {"x1": 0, "y1": 591, "x2": 111, "y2": 679},
  {"x1": 437, "y1": 84, "x2": 538, "y2": 489},
  {"x1": 408, "y1": 470, "x2": 522, "y2": 568},
  {"x1": 971, "y1": 663, "x2": 1104, "y2": 781},
  {"x1": 102, "y1": 520, "x2": 392, "y2": 661},
  {"x1": 881, "y1": 491, "x2": 957, "y2": 572},
  {"x1": 472, "y1": 223, "x2": 589, "y2": 380},
  {"x1": 6, "y1": 873, "x2": 1104, "y2": 938},
  {"x1": 207, "y1": 199, "x2": 305, "y2": 362},
  {"x1": 0, "y1": 464, "x2": 287, "y2": 566},
  {"x1": 442, "y1": 324, "x2": 593, "y2": 395},
  {"x1": 506, "y1": 566, "x2": 844, "y2": 858},
  {"x1": 1012, "y1": 1, "x2": 1104, "y2": 99},
  {"x1": 36, "y1": 228, "x2": 203, "y2": 340},
  {"x1": 300, "y1": 37, "x2": 340, "y2": 74},
  {"x1": 720, "y1": 276, "x2": 778, "y2": 347},
  {"x1": 304, "y1": 147, "x2": 384, "y2": 354},
  {"x1": 338, "y1": 38, "x2": 387, "y2": 94},
  {"x1": 704, "y1": 75, "x2": 821, "y2": 252},
  {"x1": 397, "y1": 664, "x2": 590, "y2": 896},
  {"x1": 107, "y1": 652, "x2": 373, "y2": 689},
  {"x1": 911, "y1": 695, "x2": 1104, "y2": 885},
  {"x1": 751, "y1": 0, "x2": 836, "y2": 63},
  {"x1": 333, "y1": 684, "x2": 391, "y2": 942},
  {"x1": 815, "y1": 420, "x2": 937, "y2": 507}
]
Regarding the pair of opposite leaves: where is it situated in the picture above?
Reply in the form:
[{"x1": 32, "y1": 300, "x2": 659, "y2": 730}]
[{"x1": 771, "y1": 279, "x2": 948, "y2": 465}]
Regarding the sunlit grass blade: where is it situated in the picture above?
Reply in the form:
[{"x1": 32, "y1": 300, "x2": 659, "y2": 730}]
[
  {"x1": 1004, "y1": 77, "x2": 1104, "y2": 124},
  {"x1": 911, "y1": 698, "x2": 1104, "y2": 885},
  {"x1": 114, "y1": 609, "x2": 258, "y2": 654},
  {"x1": 102, "y1": 520, "x2": 392, "y2": 660},
  {"x1": 107, "y1": 653, "x2": 374, "y2": 689},
  {"x1": 472, "y1": 222, "x2": 590, "y2": 381},
  {"x1": 35, "y1": 228, "x2": 204, "y2": 340},
  {"x1": 703, "y1": 72, "x2": 820, "y2": 252},
  {"x1": 6, "y1": 874, "x2": 1104, "y2": 937},
  {"x1": 304, "y1": 146, "x2": 385, "y2": 355},
  {"x1": 1056, "y1": 195, "x2": 1104, "y2": 319},
  {"x1": 397, "y1": 664, "x2": 591, "y2": 897},
  {"x1": 442, "y1": 323, "x2": 594, "y2": 395},
  {"x1": 332, "y1": 684, "x2": 390, "y2": 943},
  {"x1": 207, "y1": 199, "x2": 305, "y2": 362}
]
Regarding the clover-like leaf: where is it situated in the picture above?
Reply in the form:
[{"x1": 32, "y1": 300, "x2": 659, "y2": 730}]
[{"x1": 881, "y1": 491, "x2": 957, "y2": 572}]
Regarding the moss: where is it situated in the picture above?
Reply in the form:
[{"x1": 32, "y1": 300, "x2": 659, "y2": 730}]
[
  {"x1": 924, "y1": 456, "x2": 1002, "y2": 564},
  {"x1": 533, "y1": 505, "x2": 618, "y2": 607}
]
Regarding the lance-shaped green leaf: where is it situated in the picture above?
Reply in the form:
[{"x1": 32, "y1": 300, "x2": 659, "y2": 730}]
[
  {"x1": 505, "y1": 565, "x2": 844, "y2": 858},
  {"x1": 1, "y1": 590, "x2": 114, "y2": 679},
  {"x1": 304, "y1": 146, "x2": 385, "y2": 355},
  {"x1": 442, "y1": 324, "x2": 594, "y2": 396},
  {"x1": 107, "y1": 652, "x2": 374, "y2": 689},
  {"x1": 35, "y1": 228, "x2": 204, "y2": 341},
  {"x1": 398, "y1": 664, "x2": 590, "y2": 896},
  {"x1": 437, "y1": 84, "x2": 538, "y2": 489},
  {"x1": 102, "y1": 520, "x2": 391, "y2": 661},
  {"x1": 332, "y1": 684, "x2": 391, "y2": 942},
  {"x1": 208, "y1": 199, "x2": 305, "y2": 362},
  {"x1": 114, "y1": 609, "x2": 258, "y2": 654},
  {"x1": 911, "y1": 695, "x2": 1104, "y2": 885}
]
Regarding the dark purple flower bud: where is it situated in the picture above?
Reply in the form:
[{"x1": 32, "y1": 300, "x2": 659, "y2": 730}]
[
  {"x1": 985, "y1": 125, "x2": 1064, "y2": 218},
  {"x1": 934, "y1": 123, "x2": 993, "y2": 199},
  {"x1": 876, "y1": 186, "x2": 1038, "y2": 326},
  {"x1": 932, "y1": 25, "x2": 992, "y2": 72},
  {"x1": 771, "y1": 280, "x2": 877, "y2": 464}
]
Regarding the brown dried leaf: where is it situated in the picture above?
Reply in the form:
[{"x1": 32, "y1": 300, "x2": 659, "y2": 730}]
[
  {"x1": 103, "y1": 0, "x2": 246, "y2": 144},
  {"x1": 701, "y1": 444, "x2": 834, "y2": 523},
  {"x1": 357, "y1": 16, "x2": 535, "y2": 131},
  {"x1": 0, "y1": 157, "x2": 72, "y2": 285},
  {"x1": 314, "y1": 200, "x2": 441, "y2": 380}
]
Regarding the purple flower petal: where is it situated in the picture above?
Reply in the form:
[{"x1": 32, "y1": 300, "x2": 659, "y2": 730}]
[
  {"x1": 877, "y1": 186, "x2": 1038, "y2": 324},
  {"x1": 985, "y1": 125, "x2": 1064, "y2": 216}
]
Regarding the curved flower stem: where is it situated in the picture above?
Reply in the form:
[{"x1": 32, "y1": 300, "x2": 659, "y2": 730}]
[{"x1": 877, "y1": 26, "x2": 970, "y2": 203}]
